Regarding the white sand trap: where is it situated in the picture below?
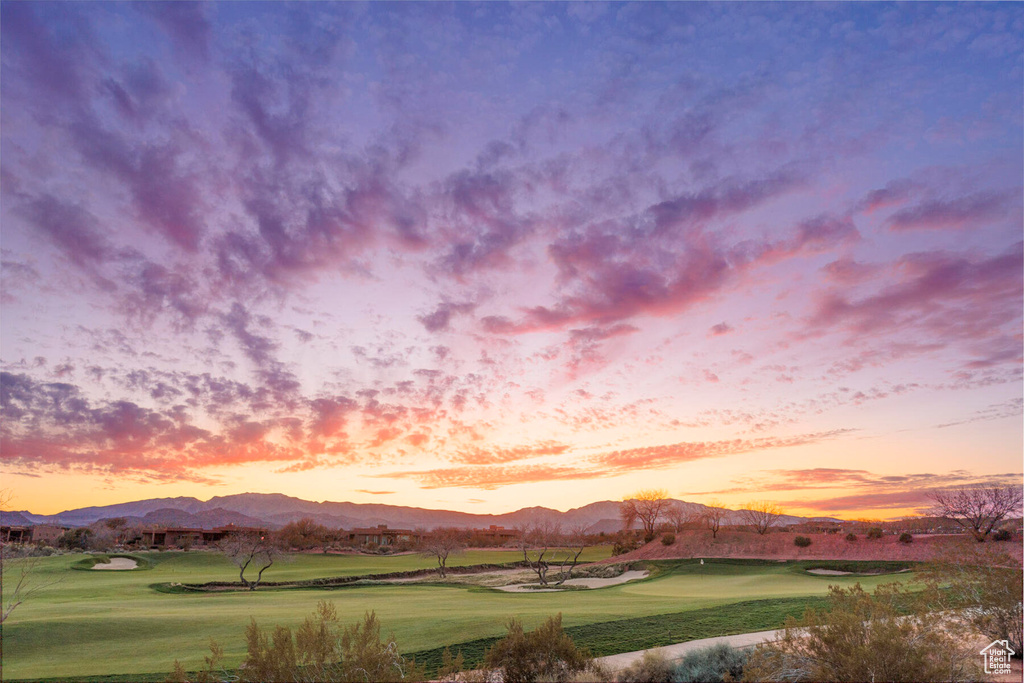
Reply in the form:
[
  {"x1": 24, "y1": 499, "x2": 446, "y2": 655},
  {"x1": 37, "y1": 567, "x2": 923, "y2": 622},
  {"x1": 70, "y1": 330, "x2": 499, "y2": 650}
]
[
  {"x1": 807, "y1": 569, "x2": 851, "y2": 575},
  {"x1": 495, "y1": 570, "x2": 649, "y2": 592},
  {"x1": 93, "y1": 557, "x2": 138, "y2": 570}
]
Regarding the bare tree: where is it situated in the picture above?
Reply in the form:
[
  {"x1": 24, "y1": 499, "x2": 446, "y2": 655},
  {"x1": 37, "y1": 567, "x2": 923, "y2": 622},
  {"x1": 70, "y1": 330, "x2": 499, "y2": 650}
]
[
  {"x1": 666, "y1": 503, "x2": 697, "y2": 532},
  {"x1": 620, "y1": 489, "x2": 671, "y2": 540},
  {"x1": 1, "y1": 555, "x2": 64, "y2": 624},
  {"x1": 552, "y1": 523, "x2": 590, "y2": 586},
  {"x1": 217, "y1": 530, "x2": 280, "y2": 590},
  {"x1": 741, "y1": 501, "x2": 783, "y2": 535},
  {"x1": 0, "y1": 490, "x2": 63, "y2": 625},
  {"x1": 420, "y1": 527, "x2": 466, "y2": 578},
  {"x1": 516, "y1": 520, "x2": 562, "y2": 586},
  {"x1": 927, "y1": 486, "x2": 1023, "y2": 541},
  {"x1": 702, "y1": 499, "x2": 727, "y2": 539}
]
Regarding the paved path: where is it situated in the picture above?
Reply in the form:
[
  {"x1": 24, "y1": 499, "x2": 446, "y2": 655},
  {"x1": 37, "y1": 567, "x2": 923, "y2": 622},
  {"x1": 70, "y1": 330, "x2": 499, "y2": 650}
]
[{"x1": 595, "y1": 629, "x2": 784, "y2": 671}]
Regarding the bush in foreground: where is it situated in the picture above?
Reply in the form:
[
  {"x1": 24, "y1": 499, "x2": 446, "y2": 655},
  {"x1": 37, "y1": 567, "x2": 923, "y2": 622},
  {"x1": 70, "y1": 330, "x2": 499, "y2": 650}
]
[
  {"x1": 167, "y1": 601, "x2": 425, "y2": 683},
  {"x1": 992, "y1": 528, "x2": 1012, "y2": 542},
  {"x1": 673, "y1": 643, "x2": 748, "y2": 682},
  {"x1": 844, "y1": 533, "x2": 857, "y2": 542},
  {"x1": 616, "y1": 650, "x2": 674, "y2": 682},
  {"x1": 741, "y1": 583, "x2": 979, "y2": 682},
  {"x1": 793, "y1": 536, "x2": 811, "y2": 548},
  {"x1": 661, "y1": 533, "x2": 676, "y2": 546},
  {"x1": 898, "y1": 532, "x2": 913, "y2": 544},
  {"x1": 484, "y1": 613, "x2": 591, "y2": 683}
]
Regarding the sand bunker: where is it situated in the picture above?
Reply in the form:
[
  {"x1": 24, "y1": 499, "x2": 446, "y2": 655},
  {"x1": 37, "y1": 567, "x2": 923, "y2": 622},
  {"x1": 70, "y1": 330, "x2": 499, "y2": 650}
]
[
  {"x1": 93, "y1": 557, "x2": 138, "y2": 570},
  {"x1": 495, "y1": 570, "x2": 649, "y2": 592}
]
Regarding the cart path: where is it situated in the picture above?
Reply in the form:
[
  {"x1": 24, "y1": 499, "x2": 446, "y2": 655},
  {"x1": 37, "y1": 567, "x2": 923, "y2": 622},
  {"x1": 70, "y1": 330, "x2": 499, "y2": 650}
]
[{"x1": 595, "y1": 628, "x2": 784, "y2": 670}]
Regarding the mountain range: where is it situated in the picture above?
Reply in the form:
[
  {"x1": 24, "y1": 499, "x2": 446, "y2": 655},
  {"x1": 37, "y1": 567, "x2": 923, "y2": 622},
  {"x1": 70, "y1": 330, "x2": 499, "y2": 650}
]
[{"x1": 10, "y1": 492, "x2": 839, "y2": 533}]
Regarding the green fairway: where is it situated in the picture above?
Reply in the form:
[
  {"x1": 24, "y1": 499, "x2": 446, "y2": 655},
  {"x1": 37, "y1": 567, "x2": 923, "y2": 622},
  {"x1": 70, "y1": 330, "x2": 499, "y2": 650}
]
[{"x1": 2, "y1": 551, "x2": 915, "y2": 681}]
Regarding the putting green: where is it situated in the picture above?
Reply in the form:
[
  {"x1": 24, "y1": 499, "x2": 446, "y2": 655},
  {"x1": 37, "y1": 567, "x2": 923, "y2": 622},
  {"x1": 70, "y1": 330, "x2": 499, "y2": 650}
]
[{"x1": 2, "y1": 551, "x2": 912, "y2": 680}]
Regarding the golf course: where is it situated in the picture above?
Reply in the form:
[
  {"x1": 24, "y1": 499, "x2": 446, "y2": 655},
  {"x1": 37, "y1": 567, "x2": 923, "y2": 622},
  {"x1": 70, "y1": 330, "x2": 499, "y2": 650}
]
[{"x1": 2, "y1": 548, "x2": 918, "y2": 681}]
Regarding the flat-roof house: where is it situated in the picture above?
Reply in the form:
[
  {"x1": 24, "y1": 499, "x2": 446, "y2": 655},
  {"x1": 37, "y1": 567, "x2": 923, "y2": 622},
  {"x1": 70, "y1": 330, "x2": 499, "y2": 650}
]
[{"x1": 347, "y1": 524, "x2": 421, "y2": 546}]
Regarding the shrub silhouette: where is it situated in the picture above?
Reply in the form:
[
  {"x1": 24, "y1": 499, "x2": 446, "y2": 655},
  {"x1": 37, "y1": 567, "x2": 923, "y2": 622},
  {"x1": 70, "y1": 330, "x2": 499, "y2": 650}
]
[
  {"x1": 483, "y1": 614, "x2": 590, "y2": 683},
  {"x1": 673, "y1": 642, "x2": 748, "y2": 682}
]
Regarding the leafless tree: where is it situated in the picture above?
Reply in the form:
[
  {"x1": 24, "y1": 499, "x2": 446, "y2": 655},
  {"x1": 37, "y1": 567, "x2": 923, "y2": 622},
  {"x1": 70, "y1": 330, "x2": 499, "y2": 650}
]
[
  {"x1": 552, "y1": 523, "x2": 590, "y2": 586},
  {"x1": 927, "y1": 486, "x2": 1023, "y2": 541},
  {"x1": 620, "y1": 489, "x2": 671, "y2": 540},
  {"x1": 516, "y1": 520, "x2": 562, "y2": 586},
  {"x1": 0, "y1": 490, "x2": 63, "y2": 625},
  {"x1": 666, "y1": 503, "x2": 697, "y2": 532},
  {"x1": 703, "y1": 499, "x2": 727, "y2": 539},
  {"x1": 1, "y1": 554, "x2": 64, "y2": 624},
  {"x1": 741, "y1": 501, "x2": 783, "y2": 535},
  {"x1": 217, "y1": 530, "x2": 280, "y2": 590},
  {"x1": 420, "y1": 527, "x2": 466, "y2": 578}
]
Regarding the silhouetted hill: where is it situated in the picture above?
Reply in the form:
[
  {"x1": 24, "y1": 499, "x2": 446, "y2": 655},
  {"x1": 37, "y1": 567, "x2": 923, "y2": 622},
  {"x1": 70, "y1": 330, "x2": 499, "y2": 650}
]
[
  {"x1": 0, "y1": 510, "x2": 34, "y2": 526},
  {"x1": 21, "y1": 493, "x2": 841, "y2": 531},
  {"x1": 132, "y1": 507, "x2": 268, "y2": 529}
]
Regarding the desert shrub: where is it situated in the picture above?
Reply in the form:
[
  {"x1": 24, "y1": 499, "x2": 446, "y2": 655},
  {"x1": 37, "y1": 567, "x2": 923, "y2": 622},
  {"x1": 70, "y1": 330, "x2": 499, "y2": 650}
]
[
  {"x1": 581, "y1": 660, "x2": 616, "y2": 682},
  {"x1": 340, "y1": 609, "x2": 425, "y2": 681},
  {"x1": 992, "y1": 529, "x2": 1013, "y2": 542},
  {"x1": 437, "y1": 647, "x2": 464, "y2": 681},
  {"x1": 845, "y1": 533, "x2": 857, "y2": 542},
  {"x1": 166, "y1": 641, "x2": 224, "y2": 683},
  {"x1": 793, "y1": 536, "x2": 811, "y2": 548},
  {"x1": 866, "y1": 527, "x2": 883, "y2": 539},
  {"x1": 180, "y1": 601, "x2": 424, "y2": 683},
  {"x1": 898, "y1": 532, "x2": 913, "y2": 544},
  {"x1": 741, "y1": 583, "x2": 979, "y2": 682},
  {"x1": 613, "y1": 537, "x2": 642, "y2": 556},
  {"x1": 673, "y1": 642, "x2": 748, "y2": 682},
  {"x1": 922, "y1": 545, "x2": 1023, "y2": 659},
  {"x1": 616, "y1": 650, "x2": 673, "y2": 683},
  {"x1": 661, "y1": 533, "x2": 676, "y2": 546},
  {"x1": 483, "y1": 614, "x2": 590, "y2": 683}
]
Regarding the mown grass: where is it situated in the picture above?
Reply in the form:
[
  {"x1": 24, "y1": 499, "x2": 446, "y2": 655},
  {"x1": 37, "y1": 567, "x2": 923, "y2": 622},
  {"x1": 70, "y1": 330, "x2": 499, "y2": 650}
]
[
  {"x1": 3, "y1": 554, "x2": 915, "y2": 681},
  {"x1": 409, "y1": 593, "x2": 833, "y2": 673}
]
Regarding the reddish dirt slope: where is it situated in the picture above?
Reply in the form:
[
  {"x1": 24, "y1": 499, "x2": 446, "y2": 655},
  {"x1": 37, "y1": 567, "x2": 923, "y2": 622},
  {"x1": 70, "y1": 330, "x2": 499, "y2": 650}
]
[{"x1": 600, "y1": 531, "x2": 1023, "y2": 564}]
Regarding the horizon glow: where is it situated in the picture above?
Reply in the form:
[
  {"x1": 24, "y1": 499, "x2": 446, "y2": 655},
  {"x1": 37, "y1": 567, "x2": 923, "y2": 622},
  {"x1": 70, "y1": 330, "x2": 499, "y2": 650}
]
[{"x1": 1, "y1": 2, "x2": 1022, "y2": 520}]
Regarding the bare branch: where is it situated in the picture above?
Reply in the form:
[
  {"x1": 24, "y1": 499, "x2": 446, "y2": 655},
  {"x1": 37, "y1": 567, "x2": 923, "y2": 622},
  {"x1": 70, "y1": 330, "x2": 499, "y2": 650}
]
[
  {"x1": 621, "y1": 489, "x2": 671, "y2": 539},
  {"x1": 927, "y1": 486, "x2": 1023, "y2": 541},
  {"x1": 740, "y1": 501, "x2": 783, "y2": 535},
  {"x1": 702, "y1": 499, "x2": 727, "y2": 539},
  {"x1": 419, "y1": 527, "x2": 466, "y2": 578}
]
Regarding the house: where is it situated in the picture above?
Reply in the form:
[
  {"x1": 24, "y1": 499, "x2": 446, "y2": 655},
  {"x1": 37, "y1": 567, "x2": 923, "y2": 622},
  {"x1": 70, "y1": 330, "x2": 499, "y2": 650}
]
[
  {"x1": 347, "y1": 524, "x2": 421, "y2": 546},
  {"x1": 30, "y1": 524, "x2": 65, "y2": 545},
  {"x1": 0, "y1": 523, "x2": 68, "y2": 545},
  {"x1": 1, "y1": 525, "x2": 31, "y2": 543},
  {"x1": 141, "y1": 524, "x2": 268, "y2": 548},
  {"x1": 471, "y1": 525, "x2": 518, "y2": 544}
]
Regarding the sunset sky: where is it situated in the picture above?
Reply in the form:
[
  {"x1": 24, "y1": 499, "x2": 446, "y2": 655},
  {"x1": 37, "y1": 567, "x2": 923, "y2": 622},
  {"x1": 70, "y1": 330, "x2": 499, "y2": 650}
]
[{"x1": 2, "y1": 3, "x2": 1021, "y2": 520}]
